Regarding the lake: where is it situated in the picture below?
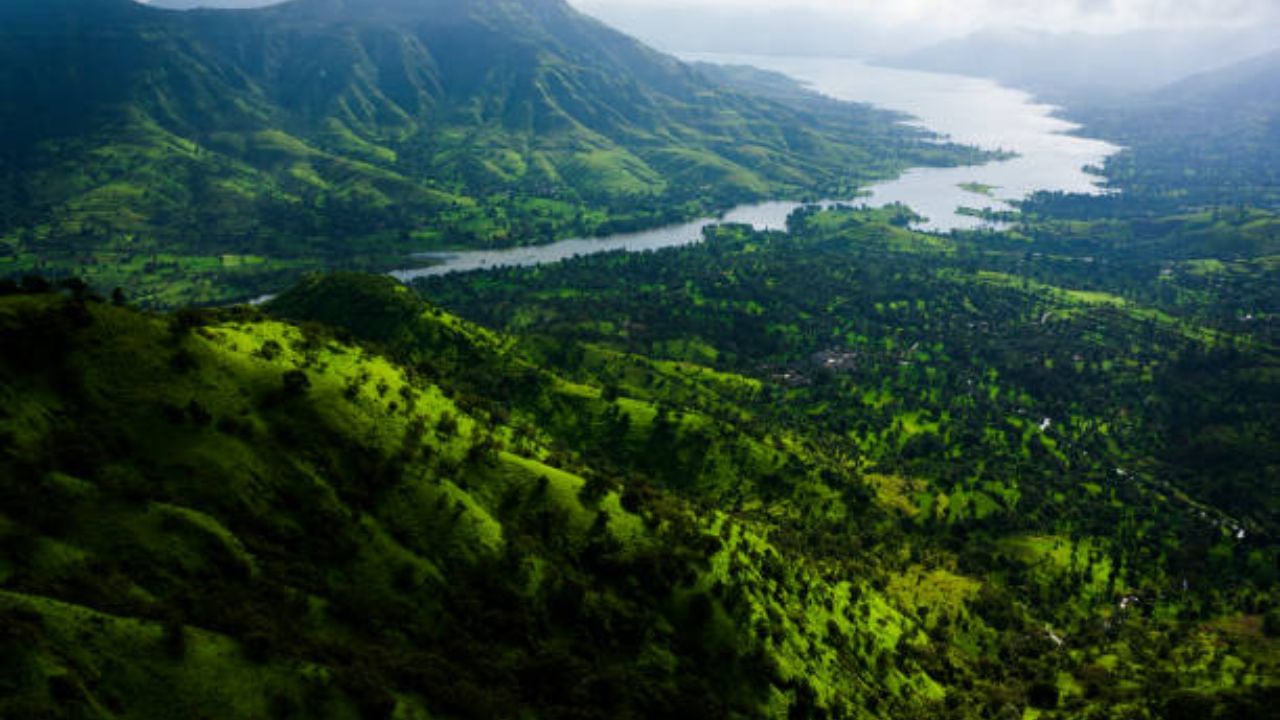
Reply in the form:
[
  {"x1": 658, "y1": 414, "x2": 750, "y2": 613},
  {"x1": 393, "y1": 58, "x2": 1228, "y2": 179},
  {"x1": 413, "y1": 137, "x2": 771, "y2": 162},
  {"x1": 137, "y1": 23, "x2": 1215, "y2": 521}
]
[
  {"x1": 717, "y1": 54, "x2": 1121, "y2": 232},
  {"x1": 392, "y1": 55, "x2": 1120, "y2": 281}
]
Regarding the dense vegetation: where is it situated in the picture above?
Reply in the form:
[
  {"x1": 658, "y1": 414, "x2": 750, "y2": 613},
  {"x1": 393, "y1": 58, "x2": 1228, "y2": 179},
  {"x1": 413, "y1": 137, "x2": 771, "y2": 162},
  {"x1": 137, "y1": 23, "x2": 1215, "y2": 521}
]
[
  {"x1": 0, "y1": 0, "x2": 984, "y2": 307},
  {"x1": 1042, "y1": 50, "x2": 1280, "y2": 215},
  {"x1": 4, "y1": 197, "x2": 1277, "y2": 718},
  {"x1": 392, "y1": 44, "x2": 1280, "y2": 713},
  {"x1": 0, "y1": 276, "x2": 1002, "y2": 719},
  {"x1": 1, "y1": 1, "x2": 1278, "y2": 718}
]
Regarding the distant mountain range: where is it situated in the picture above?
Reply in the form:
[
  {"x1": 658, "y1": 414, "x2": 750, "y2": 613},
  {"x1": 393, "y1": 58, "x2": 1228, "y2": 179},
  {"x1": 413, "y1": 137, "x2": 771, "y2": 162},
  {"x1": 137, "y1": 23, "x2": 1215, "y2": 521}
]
[
  {"x1": 0, "y1": 0, "x2": 969, "y2": 305},
  {"x1": 1148, "y1": 47, "x2": 1280, "y2": 115},
  {"x1": 144, "y1": 0, "x2": 281, "y2": 7},
  {"x1": 885, "y1": 27, "x2": 1280, "y2": 101},
  {"x1": 1067, "y1": 48, "x2": 1280, "y2": 212}
]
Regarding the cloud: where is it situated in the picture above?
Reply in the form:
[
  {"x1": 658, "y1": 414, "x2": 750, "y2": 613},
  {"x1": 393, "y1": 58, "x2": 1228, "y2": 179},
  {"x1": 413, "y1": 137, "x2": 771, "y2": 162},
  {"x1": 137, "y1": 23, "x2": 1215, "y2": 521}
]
[{"x1": 571, "y1": 0, "x2": 1277, "y2": 35}]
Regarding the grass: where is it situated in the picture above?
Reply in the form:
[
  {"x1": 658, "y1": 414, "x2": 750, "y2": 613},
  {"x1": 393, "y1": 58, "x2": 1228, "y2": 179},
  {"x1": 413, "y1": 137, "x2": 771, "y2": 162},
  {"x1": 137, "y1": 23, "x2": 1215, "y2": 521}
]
[
  {"x1": 887, "y1": 566, "x2": 981, "y2": 625},
  {"x1": 865, "y1": 473, "x2": 925, "y2": 518},
  {"x1": 1, "y1": 589, "x2": 364, "y2": 719}
]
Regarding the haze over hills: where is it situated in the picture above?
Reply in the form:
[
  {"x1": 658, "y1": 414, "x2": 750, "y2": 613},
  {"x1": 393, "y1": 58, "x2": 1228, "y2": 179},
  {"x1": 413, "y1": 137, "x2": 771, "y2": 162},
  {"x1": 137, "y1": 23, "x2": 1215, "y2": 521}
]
[
  {"x1": 1022, "y1": 48, "x2": 1280, "y2": 217},
  {"x1": 1, "y1": 0, "x2": 1279, "y2": 718},
  {"x1": 563, "y1": 2, "x2": 914, "y2": 57},
  {"x1": 0, "y1": 0, "x2": 971, "y2": 306},
  {"x1": 884, "y1": 26, "x2": 1280, "y2": 101},
  {"x1": 1125, "y1": 47, "x2": 1280, "y2": 137},
  {"x1": 144, "y1": 0, "x2": 281, "y2": 7}
]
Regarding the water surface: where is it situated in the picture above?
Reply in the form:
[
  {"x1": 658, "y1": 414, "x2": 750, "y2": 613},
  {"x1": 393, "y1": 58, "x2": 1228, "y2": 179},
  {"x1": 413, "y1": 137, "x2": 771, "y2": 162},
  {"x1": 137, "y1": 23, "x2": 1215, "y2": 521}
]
[
  {"x1": 695, "y1": 54, "x2": 1121, "y2": 232},
  {"x1": 394, "y1": 57, "x2": 1119, "y2": 280},
  {"x1": 390, "y1": 201, "x2": 805, "y2": 281}
]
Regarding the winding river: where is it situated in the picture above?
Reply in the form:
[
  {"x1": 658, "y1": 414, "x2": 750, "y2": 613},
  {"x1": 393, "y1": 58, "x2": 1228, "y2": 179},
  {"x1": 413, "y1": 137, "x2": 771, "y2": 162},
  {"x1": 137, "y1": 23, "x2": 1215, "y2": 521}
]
[{"x1": 392, "y1": 56, "x2": 1119, "y2": 281}]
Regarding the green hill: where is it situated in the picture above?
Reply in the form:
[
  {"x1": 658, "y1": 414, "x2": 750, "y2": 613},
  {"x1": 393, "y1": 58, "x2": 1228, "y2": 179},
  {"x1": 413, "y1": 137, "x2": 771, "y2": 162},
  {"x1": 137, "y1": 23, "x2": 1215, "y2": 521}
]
[
  {"x1": 413, "y1": 204, "x2": 1280, "y2": 717},
  {"x1": 1044, "y1": 49, "x2": 1280, "y2": 216},
  {"x1": 3, "y1": 249, "x2": 1278, "y2": 718},
  {"x1": 0, "y1": 278, "x2": 960, "y2": 718},
  {"x1": 0, "y1": 0, "x2": 978, "y2": 306},
  {"x1": 3, "y1": 3, "x2": 1279, "y2": 718}
]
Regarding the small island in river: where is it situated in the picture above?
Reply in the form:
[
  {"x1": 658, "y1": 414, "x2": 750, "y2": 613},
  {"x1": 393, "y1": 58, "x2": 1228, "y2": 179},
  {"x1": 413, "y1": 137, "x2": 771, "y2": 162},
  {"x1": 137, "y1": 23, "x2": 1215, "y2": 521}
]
[{"x1": 959, "y1": 181, "x2": 1000, "y2": 197}]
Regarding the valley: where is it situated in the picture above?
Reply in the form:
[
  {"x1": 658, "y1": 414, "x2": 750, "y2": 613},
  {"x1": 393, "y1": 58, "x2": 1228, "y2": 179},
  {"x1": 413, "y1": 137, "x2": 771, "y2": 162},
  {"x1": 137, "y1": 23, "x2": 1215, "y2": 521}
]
[
  {"x1": 0, "y1": 1, "x2": 1277, "y2": 719},
  {"x1": 0, "y1": 0, "x2": 987, "y2": 307},
  {"x1": 393, "y1": 56, "x2": 1121, "y2": 279}
]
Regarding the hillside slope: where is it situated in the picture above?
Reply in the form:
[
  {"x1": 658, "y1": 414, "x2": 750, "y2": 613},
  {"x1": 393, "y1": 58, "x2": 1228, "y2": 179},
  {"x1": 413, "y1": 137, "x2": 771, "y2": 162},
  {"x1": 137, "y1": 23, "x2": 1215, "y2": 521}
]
[
  {"x1": 0, "y1": 0, "x2": 976, "y2": 306},
  {"x1": 416, "y1": 204, "x2": 1280, "y2": 717},
  {"x1": 5, "y1": 248, "x2": 1278, "y2": 717},
  {"x1": 1052, "y1": 49, "x2": 1280, "y2": 214},
  {"x1": 0, "y1": 280, "x2": 963, "y2": 719}
]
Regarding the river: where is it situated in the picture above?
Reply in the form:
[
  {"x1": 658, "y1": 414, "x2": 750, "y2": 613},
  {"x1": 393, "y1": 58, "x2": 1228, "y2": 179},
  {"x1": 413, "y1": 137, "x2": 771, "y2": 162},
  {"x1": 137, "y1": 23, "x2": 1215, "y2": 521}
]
[{"x1": 391, "y1": 56, "x2": 1120, "y2": 281}]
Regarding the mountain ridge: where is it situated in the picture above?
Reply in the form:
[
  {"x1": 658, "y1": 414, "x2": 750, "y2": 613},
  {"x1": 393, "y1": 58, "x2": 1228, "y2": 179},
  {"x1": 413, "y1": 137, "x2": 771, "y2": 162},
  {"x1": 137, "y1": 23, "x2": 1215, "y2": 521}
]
[
  {"x1": 0, "y1": 0, "x2": 978, "y2": 306},
  {"x1": 1052, "y1": 48, "x2": 1280, "y2": 213},
  {"x1": 883, "y1": 26, "x2": 1280, "y2": 102},
  {"x1": 0, "y1": 274, "x2": 944, "y2": 718}
]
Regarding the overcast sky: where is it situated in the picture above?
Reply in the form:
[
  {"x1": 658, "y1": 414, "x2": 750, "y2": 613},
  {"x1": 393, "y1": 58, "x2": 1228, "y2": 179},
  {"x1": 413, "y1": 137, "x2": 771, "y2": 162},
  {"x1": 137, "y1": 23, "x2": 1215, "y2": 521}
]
[
  {"x1": 136, "y1": 1, "x2": 1279, "y2": 58},
  {"x1": 138, "y1": 0, "x2": 1278, "y2": 35},
  {"x1": 571, "y1": 0, "x2": 1276, "y2": 36}
]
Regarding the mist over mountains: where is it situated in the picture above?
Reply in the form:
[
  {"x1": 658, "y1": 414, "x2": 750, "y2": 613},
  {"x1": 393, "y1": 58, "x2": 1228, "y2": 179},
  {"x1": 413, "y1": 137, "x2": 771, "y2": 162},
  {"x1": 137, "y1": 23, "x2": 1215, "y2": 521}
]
[
  {"x1": 577, "y1": 3, "x2": 1279, "y2": 106},
  {"x1": 132, "y1": 0, "x2": 1280, "y2": 100},
  {"x1": 142, "y1": 0, "x2": 282, "y2": 8},
  {"x1": 885, "y1": 25, "x2": 1280, "y2": 100}
]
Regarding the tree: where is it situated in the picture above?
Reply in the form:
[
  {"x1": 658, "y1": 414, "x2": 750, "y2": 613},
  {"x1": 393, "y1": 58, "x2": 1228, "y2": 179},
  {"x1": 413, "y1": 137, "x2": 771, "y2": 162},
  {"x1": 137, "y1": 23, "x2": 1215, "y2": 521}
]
[
  {"x1": 1264, "y1": 608, "x2": 1280, "y2": 638},
  {"x1": 282, "y1": 369, "x2": 311, "y2": 397},
  {"x1": 162, "y1": 616, "x2": 188, "y2": 659},
  {"x1": 1027, "y1": 679, "x2": 1059, "y2": 710}
]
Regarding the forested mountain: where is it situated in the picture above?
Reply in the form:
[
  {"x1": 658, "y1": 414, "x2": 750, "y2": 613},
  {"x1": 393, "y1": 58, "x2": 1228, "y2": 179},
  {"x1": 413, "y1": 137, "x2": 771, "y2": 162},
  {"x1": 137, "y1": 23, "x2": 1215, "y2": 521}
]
[
  {"x1": 2, "y1": 0, "x2": 1279, "y2": 718},
  {"x1": 1095, "y1": 50, "x2": 1280, "y2": 209},
  {"x1": 1029, "y1": 49, "x2": 1280, "y2": 218},
  {"x1": 3, "y1": 276, "x2": 938, "y2": 718},
  {"x1": 4, "y1": 205, "x2": 1278, "y2": 718},
  {"x1": 0, "y1": 0, "x2": 977, "y2": 306}
]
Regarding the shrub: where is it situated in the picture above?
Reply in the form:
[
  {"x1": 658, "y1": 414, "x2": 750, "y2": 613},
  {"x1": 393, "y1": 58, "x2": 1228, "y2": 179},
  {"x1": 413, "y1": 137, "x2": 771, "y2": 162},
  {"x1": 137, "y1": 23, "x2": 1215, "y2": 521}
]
[
  {"x1": 257, "y1": 340, "x2": 283, "y2": 361},
  {"x1": 1027, "y1": 679, "x2": 1059, "y2": 710},
  {"x1": 1264, "y1": 608, "x2": 1280, "y2": 638},
  {"x1": 170, "y1": 348, "x2": 199, "y2": 373},
  {"x1": 436, "y1": 413, "x2": 458, "y2": 438},
  {"x1": 20, "y1": 276, "x2": 52, "y2": 294},
  {"x1": 169, "y1": 308, "x2": 207, "y2": 337},
  {"x1": 281, "y1": 370, "x2": 311, "y2": 397},
  {"x1": 162, "y1": 617, "x2": 188, "y2": 659}
]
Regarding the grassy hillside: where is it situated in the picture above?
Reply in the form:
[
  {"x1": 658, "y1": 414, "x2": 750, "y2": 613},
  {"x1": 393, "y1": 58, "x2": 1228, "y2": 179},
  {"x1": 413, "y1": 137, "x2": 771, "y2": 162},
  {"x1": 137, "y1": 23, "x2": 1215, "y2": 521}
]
[
  {"x1": 0, "y1": 280, "x2": 977, "y2": 719},
  {"x1": 4, "y1": 237, "x2": 1275, "y2": 718},
  {"x1": 416, "y1": 205, "x2": 1280, "y2": 717},
  {"x1": 0, "y1": 0, "x2": 985, "y2": 307}
]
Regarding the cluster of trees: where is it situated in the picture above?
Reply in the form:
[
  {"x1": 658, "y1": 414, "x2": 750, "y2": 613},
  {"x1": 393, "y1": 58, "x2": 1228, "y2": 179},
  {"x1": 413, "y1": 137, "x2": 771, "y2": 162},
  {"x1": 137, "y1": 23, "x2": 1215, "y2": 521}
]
[{"x1": 415, "y1": 201, "x2": 1279, "y2": 715}]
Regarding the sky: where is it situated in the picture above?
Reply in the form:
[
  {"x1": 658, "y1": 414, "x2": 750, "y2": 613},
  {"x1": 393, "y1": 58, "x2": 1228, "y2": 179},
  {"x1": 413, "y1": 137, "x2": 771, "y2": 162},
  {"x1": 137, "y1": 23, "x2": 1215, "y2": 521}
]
[
  {"x1": 138, "y1": 0, "x2": 1279, "y2": 37},
  {"x1": 570, "y1": 0, "x2": 1277, "y2": 37},
  {"x1": 566, "y1": 0, "x2": 1280, "y2": 66},
  {"x1": 135, "y1": 0, "x2": 1280, "y2": 66}
]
